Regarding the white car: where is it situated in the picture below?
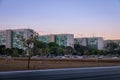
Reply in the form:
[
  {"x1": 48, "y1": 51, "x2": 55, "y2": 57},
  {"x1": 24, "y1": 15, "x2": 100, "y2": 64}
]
[
  {"x1": 77, "y1": 56, "x2": 83, "y2": 59},
  {"x1": 112, "y1": 56, "x2": 118, "y2": 59},
  {"x1": 98, "y1": 55, "x2": 103, "y2": 59},
  {"x1": 61, "y1": 56, "x2": 66, "y2": 59}
]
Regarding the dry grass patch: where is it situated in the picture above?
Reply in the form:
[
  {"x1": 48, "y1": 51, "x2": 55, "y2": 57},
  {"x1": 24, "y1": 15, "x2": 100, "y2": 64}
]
[{"x1": 0, "y1": 58, "x2": 120, "y2": 71}]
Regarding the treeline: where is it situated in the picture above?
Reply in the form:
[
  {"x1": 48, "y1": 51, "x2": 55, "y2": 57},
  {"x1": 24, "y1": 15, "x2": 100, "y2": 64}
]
[{"x1": 0, "y1": 41, "x2": 120, "y2": 57}]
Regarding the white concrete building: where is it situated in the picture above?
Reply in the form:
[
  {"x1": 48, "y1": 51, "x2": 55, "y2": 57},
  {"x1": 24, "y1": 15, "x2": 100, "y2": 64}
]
[
  {"x1": 38, "y1": 34, "x2": 74, "y2": 47},
  {"x1": 55, "y1": 34, "x2": 74, "y2": 47},
  {"x1": 74, "y1": 37, "x2": 104, "y2": 50},
  {"x1": 0, "y1": 29, "x2": 35, "y2": 49}
]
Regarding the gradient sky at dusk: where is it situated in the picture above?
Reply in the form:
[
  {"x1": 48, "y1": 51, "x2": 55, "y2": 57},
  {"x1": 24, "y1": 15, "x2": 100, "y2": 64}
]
[{"x1": 0, "y1": 0, "x2": 120, "y2": 39}]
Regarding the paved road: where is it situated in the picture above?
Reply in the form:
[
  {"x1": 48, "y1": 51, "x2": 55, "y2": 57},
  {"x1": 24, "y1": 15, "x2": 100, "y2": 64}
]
[{"x1": 0, "y1": 66, "x2": 120, "y2": 80}]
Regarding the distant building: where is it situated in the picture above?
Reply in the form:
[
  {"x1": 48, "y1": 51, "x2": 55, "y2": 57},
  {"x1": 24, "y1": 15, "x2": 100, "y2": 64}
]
[
  {"x1": 104, "y1": 40, "x2": 120, "y2": 44},
  {"x1": 74, "y1": 38, "x2": 87, "y2": 46},
  {"x1": 0, "y1": 29, "x2": 35, "y2": 49},
  {"x1": 12, "y1": 29, "x2": 34, "y2": 49},
  {"x1": 0, "y1": 29, "x2": 74, "y2": 48},
  {"x1": 74, "y1": 37, "x2": 104, "y2": 50},
  {"x1": 104, "y1": 40, "x2": 120, "y2": 48},
  {"x1": 55, "y1": 34, "x2": 74, "y2": 47},
  {"x1": 0, "y1": 30, "x2": 9, "y2": 47},
  {"x1": 38, "y1": 34, "x2": 74, "y2": 47},
  {"x1": 87, "y1": 37, "x2": 104, "y2": 50},
  {"x1": 38, "y1": 34, "x2": 55, "y2": 43},
  {"x1": 0, "y1": 28, "x2": 105, "y2": 49}
]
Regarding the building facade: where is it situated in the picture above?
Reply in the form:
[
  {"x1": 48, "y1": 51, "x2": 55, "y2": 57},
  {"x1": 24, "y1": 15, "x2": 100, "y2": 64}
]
[
  {"x1": 104, "y1": 40, "x2": 120, "y2": 45},
  {"x1": 38, "y1": 34, "x2": 55, "y2": 43},
  {"x1": 38, "y1": 34, "x2": 74, "y2": 47},
  {"x1": 1, "y1": 29, "x2": 105, "y2": 49},
  {"x1": 74, "y1": 38, "x2": 87, "y2": 46},
  {"x1": 0, "y1": 29, "x2": 34, "y2": 49},
  {"x1": 104, "y1": 40, "x2": 120, "y2": 49},
  {"x1": 55, "y1": 34, "x2": 74, "y2": 47},
  {"x1": 12, "y1": 29, "x2": 34, "y2": 49},
  {"x1": 0, "y1": 30, "x2": 7, "y2": 47},
  {"x1": 74, "y1": 37, "x2": 104, "y2": 50},
  {"x1": 0, "y1": 29, "x2": 74, "y2": 48}
]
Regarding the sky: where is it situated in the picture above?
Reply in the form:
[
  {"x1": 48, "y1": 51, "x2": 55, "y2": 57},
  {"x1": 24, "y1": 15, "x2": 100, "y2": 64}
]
[{"x1": 0, "y1": 0, "x2": 120, "y2": 40}]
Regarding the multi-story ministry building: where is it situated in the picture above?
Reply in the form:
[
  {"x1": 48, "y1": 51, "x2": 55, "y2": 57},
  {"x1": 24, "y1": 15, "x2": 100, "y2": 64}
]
[
  {"x1": 74, "y1": 38, "x2": 87, "y2": 46},
  {"x1": 74, "y1": 37, "x2": 104, "y2": 50},
  {"x1": 104, "y1": 40, "x2": 120, "y2": 47},
  {"x1": 38, "y1": 34, "x2": 55, "y2": 43},
  {"x1": 55, "y1": 34, "x2": 74, "y2": 47},
  {"x1": 0, "y1": 30, "x2": 11, "y2": 47},
  {"x1": 87, "y1": 37, "x2": 104, "y2": 50},
  {"x1": 38, "y1": 34, "x2": 74, "y2": 47},
  {"x1": 0, "y1": 29, "x2": 34, "y2": 49},
  {"x1": 12, "y1": 29, "x2": 34, "y2": 49},
  {"x1": 1, "y1": 28, "x2": 105, "y2": 50},
  {"x1": 0, "y1": 29, "x2": 74, "y2": 48},
  {"x1": 104, "y1": 40, "x2": 120, "y2": 44}
]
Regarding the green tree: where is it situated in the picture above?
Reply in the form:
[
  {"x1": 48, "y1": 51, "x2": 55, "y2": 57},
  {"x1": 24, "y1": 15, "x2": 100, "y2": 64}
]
[
  {"x1": 74, "y1": 44, "x2": 90, "y2": 55},
  {"x1": 5, "y1": 48, "x2": 13, "y2": 56},
  {"x1": 105, "y1": 42, "x2": 119, "y2": 55},
  {"x1": 105, "y1": 42, "x2": 118, "y2": 51},
  {"x1": 12, "y1": 49, "x2": 19, "y2": 57},
  {"x1": 0, "y1": 45, "x2": 5, "y2": 55},
  {"x1": 33, "y1": 41, "x2": 48, "y2": 56},
  {"x1": 65, "y1": 46, "x2": 73, "y2": 55},
  {"x1": 17, "y1": 31, "x2": 38, "y2": 69},
  {"x1": 83, "y1": 50, "x2": 90, "y2": 55},
  {"x1": 91, "y1": 49, "x2": 99, "y2": 55},
  {"x1": 48, "y1": 42, "x2": 58, "y2": 48},
  {"x1": 47, "y1": 42, "x2": 59, "y2": 56},
  {"x1": 48, "y1": 47, "x2": 64, "y2": 56}
]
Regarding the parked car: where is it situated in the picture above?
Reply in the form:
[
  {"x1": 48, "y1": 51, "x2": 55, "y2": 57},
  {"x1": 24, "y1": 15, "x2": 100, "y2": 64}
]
[
  {"x1": 112, "y1": 56, "x2": 118, "y2": 59},
  {"x1": 98, "y1": 55, "x2": 103, "y2": 59}
]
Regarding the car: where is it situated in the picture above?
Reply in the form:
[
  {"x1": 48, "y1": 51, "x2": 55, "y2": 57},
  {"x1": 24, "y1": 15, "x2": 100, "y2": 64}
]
[
  {"x1": 112, "y1": 56, "x2": 118, "y2": 59},
  {"x1": 98, "y1": 55, "x2": 103, "y2": 59},
  {"x1": 77, "y1": 56, "x2": 83, "y2": 59}
]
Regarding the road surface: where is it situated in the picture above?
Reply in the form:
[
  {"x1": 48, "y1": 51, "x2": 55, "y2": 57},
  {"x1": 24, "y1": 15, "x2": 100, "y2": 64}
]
[{"x1": 0, "y1": 66, "x2": 120, "y2": 80}]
